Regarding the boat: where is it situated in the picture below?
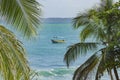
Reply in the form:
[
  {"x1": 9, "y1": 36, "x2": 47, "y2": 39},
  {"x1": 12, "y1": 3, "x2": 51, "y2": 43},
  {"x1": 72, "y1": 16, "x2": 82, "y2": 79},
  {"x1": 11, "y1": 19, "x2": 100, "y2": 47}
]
[{"x1": 51, "y1": 39, "x2": 65, "y2": 43}]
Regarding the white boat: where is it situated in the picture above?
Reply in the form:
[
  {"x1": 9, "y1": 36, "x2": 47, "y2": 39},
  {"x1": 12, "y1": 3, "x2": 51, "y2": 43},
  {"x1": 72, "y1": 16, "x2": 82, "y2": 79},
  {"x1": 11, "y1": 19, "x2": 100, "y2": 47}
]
[{"x1": 51, "y1": 39, "x2": 65, "y2": 43}]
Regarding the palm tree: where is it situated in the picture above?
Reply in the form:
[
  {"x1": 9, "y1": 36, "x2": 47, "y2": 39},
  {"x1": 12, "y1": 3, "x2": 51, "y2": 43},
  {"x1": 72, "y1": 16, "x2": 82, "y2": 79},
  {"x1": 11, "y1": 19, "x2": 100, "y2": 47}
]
[
  {"x1": 64, "y1": 0, "x2": 120, "y2": 80},
  {"x1": 0, "y1": 0, "x2": 41, "y2": 80}
]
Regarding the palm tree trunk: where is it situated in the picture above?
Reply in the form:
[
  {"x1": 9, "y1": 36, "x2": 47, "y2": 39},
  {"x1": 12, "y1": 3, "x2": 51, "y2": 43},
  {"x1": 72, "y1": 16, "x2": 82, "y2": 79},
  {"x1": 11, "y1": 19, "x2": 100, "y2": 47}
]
[
  {"x1": 113, "y1": 67, "x2": 119, "y2": 80},
  {"x1": 109, "y1": 70, "x2": 114, "y2": 80}
]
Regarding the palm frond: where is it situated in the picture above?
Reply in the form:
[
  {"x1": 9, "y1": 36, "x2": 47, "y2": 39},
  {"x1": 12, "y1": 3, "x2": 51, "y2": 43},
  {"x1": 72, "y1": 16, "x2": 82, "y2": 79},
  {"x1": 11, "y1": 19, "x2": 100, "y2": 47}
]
[
  {"x1": 73, "y1": 13, "x2": 90, "y2": 29},
  {"x1": 100, "y1": 0, "x2": 113, "y2": 10},
  {"x1": 95, "y1": 47, "x2": 120, "y2": 80},
  {"x1": 73, "y1": 9, "x2": 98, "y2": 29},
  {"x1": 80, "y1": 22, "x2": 106, "y2": 42},
  {"x1": 73, "y1": 53, "x2": 100, "y2": 80},
  {"x1": 95, "y1": 48, "x2": 107, "y2": 80},
  {"x1": 80, "y1": 23, "x2": 95, "y2": 41},
  {"x1": 96, "y1": 25, "x2": 106, "y2": 41},
  {"x1": 64, "y1": 42, "x2": 98, "y2": 67},
  {"x1": 0, "y1": 0, "x2": 42, "y2": 38},
  {"x1": 0, "y1": 25, "x2": 30, "y2": 80},
  {"x1": 73, "y1": 8, "x2": 107, "y2": 42},
  {"x1": 30, "y1": 70, "x2": 39, "y2": 80}
]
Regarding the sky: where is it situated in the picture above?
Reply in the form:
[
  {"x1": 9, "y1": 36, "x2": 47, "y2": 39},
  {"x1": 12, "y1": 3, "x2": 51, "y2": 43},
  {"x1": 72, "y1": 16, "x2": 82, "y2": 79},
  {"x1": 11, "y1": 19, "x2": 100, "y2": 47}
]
[{"x1": 37, "y1": 0, "x2": 118, "y2": 18}]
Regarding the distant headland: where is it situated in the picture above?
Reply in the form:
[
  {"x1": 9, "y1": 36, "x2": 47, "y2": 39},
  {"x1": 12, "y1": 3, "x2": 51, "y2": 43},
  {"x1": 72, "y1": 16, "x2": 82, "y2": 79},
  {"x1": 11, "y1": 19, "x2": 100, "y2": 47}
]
[{"x1": 41, "y1": 18, "x2": 72, "y2": 24}]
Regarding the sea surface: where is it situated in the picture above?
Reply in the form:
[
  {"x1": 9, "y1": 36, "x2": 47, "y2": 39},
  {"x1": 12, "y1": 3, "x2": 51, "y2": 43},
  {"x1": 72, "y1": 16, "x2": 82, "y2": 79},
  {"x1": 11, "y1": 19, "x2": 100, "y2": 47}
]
[{"x1": 21, "y1": 18, "x2": 110, "y2": 80}]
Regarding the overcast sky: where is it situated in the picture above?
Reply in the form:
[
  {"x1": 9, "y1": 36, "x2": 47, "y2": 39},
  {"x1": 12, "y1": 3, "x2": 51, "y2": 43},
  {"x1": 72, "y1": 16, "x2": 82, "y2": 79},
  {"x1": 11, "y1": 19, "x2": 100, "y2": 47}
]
[{"x1": 37, "y1": 0, "x2": 118, "y2": 18}]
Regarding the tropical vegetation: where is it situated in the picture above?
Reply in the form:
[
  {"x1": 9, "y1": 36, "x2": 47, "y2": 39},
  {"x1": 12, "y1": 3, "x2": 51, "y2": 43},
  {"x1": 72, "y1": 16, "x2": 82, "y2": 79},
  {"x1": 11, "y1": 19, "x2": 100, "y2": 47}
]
[
  {"x1": 0, "y1": 0, "x2": 41, "y2": 80},
  {"x1": 64, "y1": 0, "x2": 120, "y2": 80}
]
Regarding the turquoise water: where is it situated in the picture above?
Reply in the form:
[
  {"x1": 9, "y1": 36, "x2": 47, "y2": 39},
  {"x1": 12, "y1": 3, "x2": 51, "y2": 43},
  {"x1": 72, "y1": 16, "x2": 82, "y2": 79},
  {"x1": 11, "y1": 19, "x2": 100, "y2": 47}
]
[
  {"x1": 25, "y1": 23, "x2": 81, "y2": 68},
  {"x1": 22, "y1": 19, "x2": 109, "y2": 80},
  {"x1": 23, "y1": 22, "x2": 81, "y2": 80}
]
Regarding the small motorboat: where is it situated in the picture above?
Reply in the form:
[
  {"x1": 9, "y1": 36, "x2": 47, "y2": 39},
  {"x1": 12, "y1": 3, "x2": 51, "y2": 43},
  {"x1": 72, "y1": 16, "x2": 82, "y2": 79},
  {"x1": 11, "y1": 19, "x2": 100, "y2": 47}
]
[{"x1": 51, "y1": 39, "x2": 65, "y2": 43}]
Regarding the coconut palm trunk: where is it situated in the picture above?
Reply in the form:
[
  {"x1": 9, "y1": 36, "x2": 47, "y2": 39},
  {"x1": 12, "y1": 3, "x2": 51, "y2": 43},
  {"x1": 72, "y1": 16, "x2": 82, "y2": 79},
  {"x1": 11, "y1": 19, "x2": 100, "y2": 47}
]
[
  {"x1": 109, "y1": 70, "x2": 114, "y2": 80},
  {"x1": 113, "y1": 66, "x2": 119, "y2": 80}
]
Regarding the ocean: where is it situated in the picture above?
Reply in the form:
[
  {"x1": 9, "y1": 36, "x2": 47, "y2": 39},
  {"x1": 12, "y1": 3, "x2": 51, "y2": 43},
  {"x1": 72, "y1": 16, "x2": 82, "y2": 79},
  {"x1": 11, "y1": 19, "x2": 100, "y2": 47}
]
[{"x1": 22, "y1": 18, "x2": 110, "y2": 80}]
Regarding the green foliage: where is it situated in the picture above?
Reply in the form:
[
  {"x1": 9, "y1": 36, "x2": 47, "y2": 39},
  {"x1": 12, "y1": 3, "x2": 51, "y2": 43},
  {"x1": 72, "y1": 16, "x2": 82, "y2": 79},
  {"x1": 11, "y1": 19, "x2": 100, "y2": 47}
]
[
  {"x1": 64, "y1": 0, "x2": 120, "y2": 80},
  {"x1": 64, "y1": 43, "x2": 98, "y2": 67},
  {"x1": 0, "y1": 25, "x2": 30, "y2": 80},
  {"x1": 0, "y1": 0, "x2": 42, "y2": 38},
  {"x1": 73, "y1": 53, "x2": 100, "y2": 80},
  {"x1": 0, "y1": 0, "x2": 41, "y2": 80}
]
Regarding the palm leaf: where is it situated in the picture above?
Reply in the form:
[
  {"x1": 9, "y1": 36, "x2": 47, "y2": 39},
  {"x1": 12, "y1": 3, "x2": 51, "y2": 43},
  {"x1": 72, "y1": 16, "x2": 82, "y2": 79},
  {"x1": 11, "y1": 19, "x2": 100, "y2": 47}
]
[
  {"x1": 73, "y1": 9, "x2": 98, "y2": 29},
  {"x1": 30, "y1": 70, "x2": 39, "y2": 80},
  {"x1": 0, "y1": 0, "x2": 42, "y2": 38},
  {"x1": 80, "y1": 20, "x2": 106, "y2": 41},
  {"x1": 95, "y1": 47, "x2": 120, "y2": 80},
  {"x1": 73, "y1": 8, "x2": 106, "y2": 42},
  {"x1": 0, "y1": 25, "x2": 30, "y2": 80},
  {"x1": 73, "y1": 13, "x2": 90, "y2": 29},
  {"x1": 64, "y1": 42, "x2": 98, "y2": 67},
  {"x1": 99, "y1": 0, "x2": 113, "y2": 11},
  {"x1": 73, "y1": 53, "x2": 100, "y2": 80},
  {"x1": 95, "y1": 48, "x2": 107, "y2": 80},
  {"x1": 79, "y1": 22, "x2": 95, "y2": 41}
]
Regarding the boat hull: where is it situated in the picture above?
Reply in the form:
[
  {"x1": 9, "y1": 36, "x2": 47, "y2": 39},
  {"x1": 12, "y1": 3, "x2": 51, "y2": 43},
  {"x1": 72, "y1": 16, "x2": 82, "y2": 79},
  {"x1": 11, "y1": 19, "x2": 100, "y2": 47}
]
[{"x1": 51, "y1": 39, "x2": 65, "y2": 43}]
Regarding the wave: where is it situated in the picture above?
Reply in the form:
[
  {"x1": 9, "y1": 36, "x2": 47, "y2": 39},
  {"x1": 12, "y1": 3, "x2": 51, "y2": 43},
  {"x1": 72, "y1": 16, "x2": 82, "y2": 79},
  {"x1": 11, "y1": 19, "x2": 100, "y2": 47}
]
[
  {"x1": 31, "y1": 67, "x2": 113, "y2": 80},
  {"x1": 36, "y1": 68, "x2": 74, "y2": 77},
  {"x1": 31, "y1": 67, "x2": 75, "y2": 80}
]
